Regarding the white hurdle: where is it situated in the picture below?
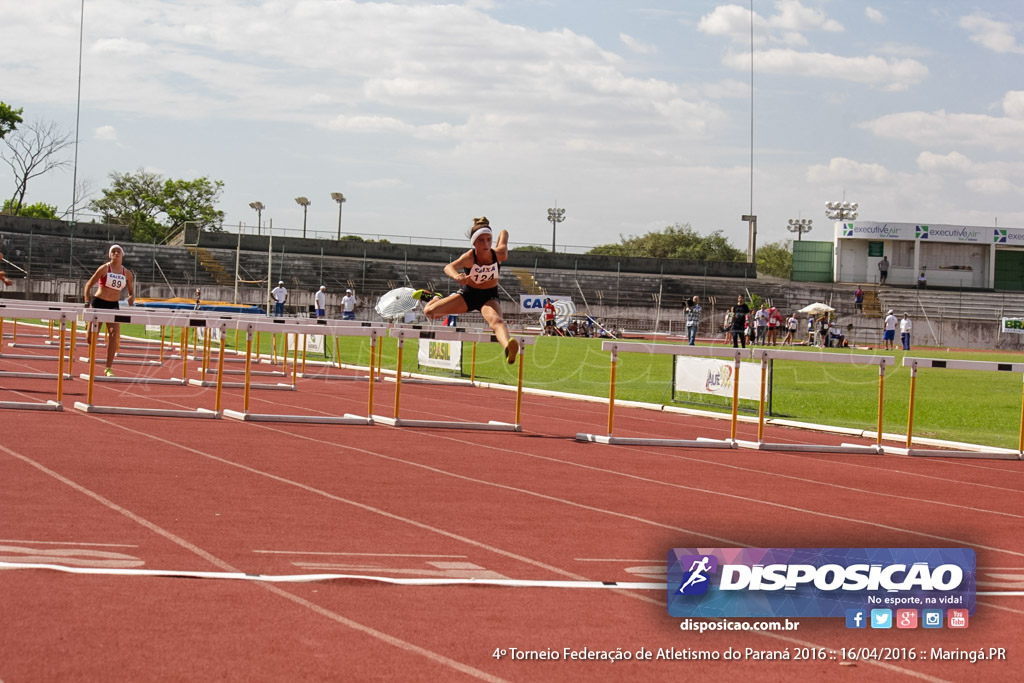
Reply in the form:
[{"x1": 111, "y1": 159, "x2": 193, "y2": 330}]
[
  {"x1": 0, "y1": 304, "x2": 76, "y2": 412},
  {"x1": 221, "y1": 319, "x2": 384, "y2": 424},
  {"x1": 576, "y1": 342, "x2": 747, "y2": 447},
  {"x1": 734, "y1": 348, "x2": 894, "y2": 454},
  {"x1": 891, "y1": 357, "x2": 1024, "y2": 460},
  {"x1": 74, "y1": 310, "x2": 235, "y2": 418},
  {"x1": 373, "y1": 327, "x2": 534, "y2": 431}
]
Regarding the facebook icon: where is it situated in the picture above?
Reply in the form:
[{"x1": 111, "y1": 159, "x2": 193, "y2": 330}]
[{"x1": 846, "y1": 609, "x2": 867, "y2": 629}]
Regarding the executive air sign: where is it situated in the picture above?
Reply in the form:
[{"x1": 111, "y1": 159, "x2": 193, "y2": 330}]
[
  {"x1": 838, "y1": 221, "x2": 1024, "y2": 244},
  {"x1": 667, "y1": 548, "x2": 976, "y2": 618}
]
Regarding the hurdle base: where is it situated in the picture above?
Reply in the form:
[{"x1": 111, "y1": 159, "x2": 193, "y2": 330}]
[
  {"x1": 78, "y1": 374, "x2": 187, "y2": 385},
  {"x1": 73, "y1": 403, "x2": 219, "y2": 419},
  {"x1": 222, "y1": 409, "x2": 372, "y2": 424},
  {"x1": 0, "y1": 372, "x2": 74, "y2": 380},
  {"x1": 575, "y1": 433, "x2": 735, "y2": 447},
  {"x1": 297, "y1": 372, "x2": 373, "y2": 381},
  {"x1": 733, "y1": 440, "x2": 883, "y2": 454},
  {"x1": 383, "y1": 376, "x2": 475, "y2": 387},
  {"x1": 77, "y1": 357, "x2": 161, "y2": 366},
  {"x1": 0, "y1": 400, "x2": 62, "y2": 412},
  {"x1": 374, "y1": 416, "x2": 521, "y2": 431},
  {"x1": 187, "y1": 379, "x2": 296, "y2": 390},
  {"x1": 895, "y1": 447, "x2": 1022, "y2": 461}
]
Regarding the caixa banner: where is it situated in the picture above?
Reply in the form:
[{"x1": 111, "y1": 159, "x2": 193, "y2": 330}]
[{"x1": 667, "y1": 548, "x2": 975, "y2": 618}]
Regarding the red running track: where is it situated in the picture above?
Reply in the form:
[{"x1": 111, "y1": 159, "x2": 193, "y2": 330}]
[{"x1": 1, "y1": 348, "x2": 1022, "y2": 682}]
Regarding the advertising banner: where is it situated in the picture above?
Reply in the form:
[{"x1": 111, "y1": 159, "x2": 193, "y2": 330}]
[
  {"x1": 519, "y1": 294, "x2": 572, "y2": 313},
  {"x1": 673, "y1": 356, "x2": 760, "y2": 401},
  {"x1": 284, "y1": 333, "x2": 324, "y2": 354},
  {"x1": 667, "y1": 547, "x2": 976, "y2": 619},
  {"x1": 417, "y1": 338, "x2": 462, "y2": 371},
  {"x1": 1000, "y1": 318, "x2": 1024, "y2": 334}
]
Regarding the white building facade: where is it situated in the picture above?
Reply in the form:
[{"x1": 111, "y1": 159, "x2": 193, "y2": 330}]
[{"x1": 833, "y1": 221, "x2": 1024, "y2": 290}]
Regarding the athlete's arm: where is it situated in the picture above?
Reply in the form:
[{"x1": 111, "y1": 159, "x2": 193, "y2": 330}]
[
  {"x1": 493, "y1": 229, "x2": 510, "y2": 262},
  {"x1": 84, "y1": 264, "x2": 106, "y2": 302}
]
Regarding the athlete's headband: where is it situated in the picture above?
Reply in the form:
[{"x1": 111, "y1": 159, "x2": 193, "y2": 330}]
[
  {"x1": 109, "y1": 244, "x2": 124, "y2": 256},
  {"x1": 470, "y1": 227, "x2": 492, "y2": 245}
]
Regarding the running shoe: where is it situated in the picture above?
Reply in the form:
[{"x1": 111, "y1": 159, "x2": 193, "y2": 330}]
[
  {"x1": 412, "y1": 289, "x2": 442, "y2": 301},
  {"x1": 104, "y1": 368, "x2": 115, "y2": 377},
  {"x1": 504, "y1": 338, "x2": 519, "y2": 365}
]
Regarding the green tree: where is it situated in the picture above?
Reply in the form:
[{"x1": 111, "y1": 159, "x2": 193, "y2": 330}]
[
  {"x1": 756, "y1": 239, "x2": 793, "y2": 279},
  {"x1": 588, "y1": 223, "x2": 744, "y2": 261},
  {"x1": 90, "y1": 169, "x2": 165, "y2": 241},
  {"x1": 90, "y1": 170, "x2": 225, "y2": 241},
  {"x1": 161, "y1": 177, "x2": 225, "y2": 232},
  {"x1": 2, "y1": 199, "x2": 58, "y2": 219},
  {"x1": 2, "y1": 119, "x2": 73, "y2": 215},
  {"x1": 511, "y1": 245, "x2": 549, "y2": 253},
  {"x1": 0, "y1": 101, "x2": 23, "y2": 140}
]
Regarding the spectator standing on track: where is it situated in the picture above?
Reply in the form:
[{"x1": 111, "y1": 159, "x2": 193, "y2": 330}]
[
  {"x1": 83, "y1": 244, "x2": 135, "y2": 377},
  {"x1": 767, "y1": 306, "x2": 782, "y2": 345},
  {"x1": 783, "y1": 312, "x2": 798, "y2": 345},
  {"x1": 271, "y1": 281, "x2": 288, "y2": 316},
  {"x1": 883, "y1": 309, "x2": 898, "y2": 350},
  {"x1": 900, "y1": 313, "x2": 913, "y2": 350},
  {"x1": 341, "y1": 289, "x2": 357, "y2": 320},
  {"x1": 722, "y1": 309, "x2": 734, "y2": 345},
  {"x1": 193, "y1": 288, "x2": 202, "y2": 311},
  {"x1": 818, "y1": 314, "x2": 831, "y2": 348},
  {"x1": 878, "y1": 256, "x2": 889, "y2": 285},
  {"x1": 731, "y1": 295, "x2": 749, "y2": 348},
  {"x1": 314, "y1": 285, "x2": 327, "y2": 319},
  {"x1": 684, "y1": 296, "x2": 701, "y2": 346},
  {"x1": 754, "y1": 304, "x2": 768, "y2": 345},
  {"x1": 918, "y1": 272, "x2": 927, "y2": 289},
  {"x1": 807, "y1": 315, "x2": 815, "y2": 345},
  {"x1": 543, "y1": 298, "x2": 556, "y2": 336},
  {"x1": 854, "y1": 285, "x2": 864, "y2": 313}
]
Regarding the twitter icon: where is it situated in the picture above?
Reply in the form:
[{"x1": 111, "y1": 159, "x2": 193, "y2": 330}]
[{"x1": 870, "y1": 609, "x2": 893, "y2": 629}]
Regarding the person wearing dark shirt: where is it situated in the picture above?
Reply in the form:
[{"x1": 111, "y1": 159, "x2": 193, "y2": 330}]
[{"x1": 731, "y1": 295, "x2": 750, "y2": 348}]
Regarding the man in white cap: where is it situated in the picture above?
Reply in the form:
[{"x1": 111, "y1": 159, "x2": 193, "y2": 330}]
[
  {"x1": 341, "y1": 288, "x2": 357, "y2": 320},
  {"x1": 883, "y1": 309, "x2": 898, "y2": 350},
  {"x1": 271, "y1": 280, "x2": 288, "y2": 317},
  {"x1": 314, "y1": 285, "x2": 327, "y2": 319},
  {"x1": 900, "y1": 313, "x2": 913, "y2": 351}
]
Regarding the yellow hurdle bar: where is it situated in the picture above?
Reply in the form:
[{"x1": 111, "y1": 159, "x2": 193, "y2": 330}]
[{"x1": 606, "y1": 350, "x2": 617, "y2": 436}]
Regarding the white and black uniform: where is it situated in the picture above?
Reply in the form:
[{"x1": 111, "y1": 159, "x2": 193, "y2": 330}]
[{"x1": 458, "y1": 249, "x2": 500, "y2": 311}]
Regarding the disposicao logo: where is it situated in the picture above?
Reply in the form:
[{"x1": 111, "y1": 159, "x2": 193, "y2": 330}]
[{"x1": 666, "y1": 548, "x2": 976, "y2": 619}]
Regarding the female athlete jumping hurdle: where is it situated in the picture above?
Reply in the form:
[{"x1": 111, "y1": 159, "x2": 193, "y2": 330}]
[{"x1": 413, "y1": 217, "x2": 519, "y2": 365}]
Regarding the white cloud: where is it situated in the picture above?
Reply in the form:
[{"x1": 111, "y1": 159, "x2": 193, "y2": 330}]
[
  {"x1": 959, "y1": 14, "x2": 1024, "y2": 54},
  {"x1": 723, "y1": 49, "x2": 927, "y2": 91},
  {"x1": 806, "y1": 157, "x2": 891, "y2": 184},
  {"x1": 1003, "y1": 91, "x2": 1024, "y2": 119},
  {"x1": 966, "y1": 177, "x2": 1018, "y2": 194},
  {"x1": 619, "y1": 33, "x2": 655, "y2": 54},
  {"x1": 698, "y1": 1, "x2": 841, "y2": 44},
  {"x1": 865, "y1": 7, "x2": 886, "y2": 25},
  {"x1": 91, "y1": 38, "x2": 151, "y2": 56},
  {"x1": 93, "y1": 125, "x2": 118, "y2": 141},
  {"x1": 861, "y1": 100, "x2": 1024, "y2": 151},
  {"x1": 916, "y1": 151, "x2": 972, "y2": 173}
]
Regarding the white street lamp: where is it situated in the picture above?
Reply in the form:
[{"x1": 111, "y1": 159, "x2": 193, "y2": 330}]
[
  {"x1": 331, "y1": 192, "x2": 346, "y2": 240},
  {"x1": 295, "y1": 196, "x2": 310, "y2": 238},
  {"x1": 248, "y1": 201, "x2": 264, "y2": 235}
]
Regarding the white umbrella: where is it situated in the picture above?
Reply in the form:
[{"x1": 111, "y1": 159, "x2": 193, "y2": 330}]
[{"x1": 798, "y1": 302, "x2": 835, "y2": 315}]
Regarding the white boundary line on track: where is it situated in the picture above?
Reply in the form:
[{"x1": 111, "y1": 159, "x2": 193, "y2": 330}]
[{"x1": 1, "y1": 562, "x2": 1020, "y2": 596}]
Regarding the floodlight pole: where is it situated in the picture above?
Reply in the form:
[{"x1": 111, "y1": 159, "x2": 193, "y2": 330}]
[
  {"x1": 547, "y1": 206, "x2": 565, "y2": 253},
  {"x1": 787, "y1": 218, "x2": 813, "y2": 241},
  {"x1": 295, "y1": 196, "x2": 310, "y2": 238},
  {"x1": 331, "y1": 192, "x2": 346, "y2": 240},
  {"x1": 248, "y1": 201, "x2": 264, "y2": 236},
  {"x1": 742, "y1": 214, "x2": 757, "y2": 263}
]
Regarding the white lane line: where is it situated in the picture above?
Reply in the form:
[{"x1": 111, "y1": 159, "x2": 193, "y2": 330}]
[
  {"x1": 0, "y1": 539, "x2": 138, "y2": 547},
  {"x1": 574, "y1": 558, "x2": 660, "y2": 562},
  {"x1": 0, "y1": 443, "x2": 507, "y2": 683},
  {"x1": 253, "y1": 550, "x2": 467, "y2": 558}
]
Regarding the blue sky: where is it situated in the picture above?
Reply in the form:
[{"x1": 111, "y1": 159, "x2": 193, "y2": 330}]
[{"x1": 3, "y1": 1, "x2": 1023, "y2": 252}]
